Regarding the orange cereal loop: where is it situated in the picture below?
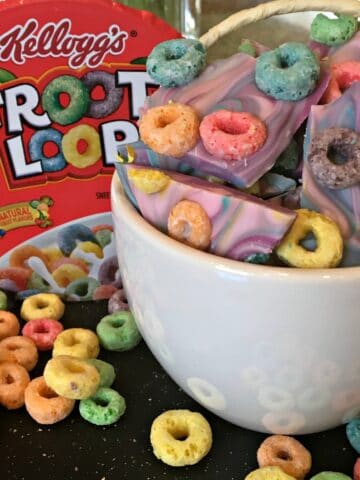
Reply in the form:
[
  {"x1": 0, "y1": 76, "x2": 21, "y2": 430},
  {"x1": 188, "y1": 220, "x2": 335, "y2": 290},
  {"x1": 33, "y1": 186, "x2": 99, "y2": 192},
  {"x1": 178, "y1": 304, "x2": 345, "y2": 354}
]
[
  {"x1": 257, "y1": 435, "x2": 312, "y2": 480},
  {"x1": 0, "y1": 336, "x2": 38, "y2": 371},
  {"x1": 52, "y1": 264, "x2": 87, "y2": 287},
  {"x1": 50, "y1": 257, "x2": 89, "y2": 274},
  {"x1": 9, "y1": 244, "x2": 49, "y2": 270},
  {"x1": 168, "y1": 200, "x2": 212, "y2": 250},
  {"x1": 139, "y1": 103, "x2": 200, "y2": 158},
  {"x1": 0, "y1": 311, "x2": 20, "y2": 341},
  {"x1": 20, "y1": 293, "x2": 65, "y2": 322},
  {"x1": 25, "y1": 376, "x2": 75, "y2": 424},
  {"x1": 0, "y1": 362, "x2": 30, "y2": 409}
]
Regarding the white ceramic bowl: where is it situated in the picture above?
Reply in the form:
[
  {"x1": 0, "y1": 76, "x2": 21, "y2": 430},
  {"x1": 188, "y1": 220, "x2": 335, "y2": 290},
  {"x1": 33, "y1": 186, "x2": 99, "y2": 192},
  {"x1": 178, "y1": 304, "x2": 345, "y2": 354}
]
[
  {"x1": 111, "y1": 11, "x2": 360, "y2": 434},
  {"x1": 111, "y1": 174, "x2": 360, "y2": 434}
]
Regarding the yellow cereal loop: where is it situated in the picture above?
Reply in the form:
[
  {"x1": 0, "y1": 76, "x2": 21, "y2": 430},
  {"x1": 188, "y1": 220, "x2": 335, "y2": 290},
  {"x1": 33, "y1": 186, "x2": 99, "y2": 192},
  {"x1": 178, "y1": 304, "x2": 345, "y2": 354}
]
[
  {"x1": 41, "y1": 246, "x2": 63, "y2": 264},
  {"x1": 150, "y1": 409, "x2": 212, "y2": 467},
  {"x1": 21, "y1": 293, "x2": 65, "y2": 322},
  {"x1": 52, "y1": 328, "x2": 100, "y2": 359},
  {"x1": 62, "y1": 124, "x2": 101, "y2": 168},
  {"x1": 72, "y1": 241, "x2": 104, "y2": 259},
  {"x1": 44, "y1": 355, "x2": 100, "y2": 400},
  {"x1": 128, "y1": 168, "x2": 170, "y2": 194},
  {"x1": 52, "y1": 264, "x2": 87, "y2": 288},
  {"x1": 276, "y1": 209, "x2": 343, "y2": 268},
  {"x1": 245, "y1": 466, "x2": 297, "y2": 480}
]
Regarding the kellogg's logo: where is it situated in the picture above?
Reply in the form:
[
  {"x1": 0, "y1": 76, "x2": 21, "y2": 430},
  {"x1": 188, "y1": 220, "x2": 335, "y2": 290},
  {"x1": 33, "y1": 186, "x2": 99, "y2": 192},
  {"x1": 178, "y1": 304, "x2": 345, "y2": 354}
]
[{"x1": 0, "y1": 18, "x2": 129, "y2": 69}]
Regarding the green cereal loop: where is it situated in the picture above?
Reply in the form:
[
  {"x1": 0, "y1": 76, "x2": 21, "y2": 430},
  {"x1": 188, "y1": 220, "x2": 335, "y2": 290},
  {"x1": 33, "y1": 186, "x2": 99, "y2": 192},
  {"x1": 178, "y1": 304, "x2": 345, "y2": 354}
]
[
  {"x1": 272, "y1": 138, "x2": 299, "y2": 175},
  {"x1": 95, "y1": 229, "x2": 112, "y2": 248},
  {"x1": 310, "y1": 473, "x2": 352, "y2": 480},
  {"x1": 42, "y1": 75, "x2": 90, "y2": 126},
  {"x1": 244, "y1": 253, "x2": 271, "y2": 265},
  {"x1": 238, "y1": 39, "x2": 257, "y2": 58},
  {"x1": 0, "y1": 290, "x2": 7, "y2": 310},
  {"x1": 310, "y1": 14, "x2": 358, "y2": 46},
  {"x1": 27, "y1": 272, "x2": 50, "y2": 292},
  {"x1": 87, "y1": 359, "x2": 116, "y2": 388},
  {"x1": 96, "y1": 311, "x2": 142, "y2": 352},
  {"x1": 65, "y1": 277, "x2": 100, "y2": 301},
  {"x1": 79, "y1": 387, "x2": 126, "y2": 426}
]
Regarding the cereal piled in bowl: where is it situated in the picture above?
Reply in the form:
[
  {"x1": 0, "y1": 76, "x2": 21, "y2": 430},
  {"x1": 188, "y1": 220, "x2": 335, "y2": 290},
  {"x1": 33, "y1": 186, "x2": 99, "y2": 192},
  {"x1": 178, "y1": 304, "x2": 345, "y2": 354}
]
[{"x1": 116, "y1": 4, "x2": 360, "y2": 269}]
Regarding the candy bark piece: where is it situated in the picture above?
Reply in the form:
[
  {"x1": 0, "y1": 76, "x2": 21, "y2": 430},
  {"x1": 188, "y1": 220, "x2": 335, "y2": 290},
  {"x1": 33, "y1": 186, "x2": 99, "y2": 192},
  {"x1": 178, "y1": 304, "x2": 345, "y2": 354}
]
[
  {"x1": 125, "y1": 52, "x2": 329, "y2": 188},
  {"x1": 301, "y1": 83, "x2": 360, "y2": 267},
  {"x1": 116, "y1": 164, "x2": 296, "y2": 261}
]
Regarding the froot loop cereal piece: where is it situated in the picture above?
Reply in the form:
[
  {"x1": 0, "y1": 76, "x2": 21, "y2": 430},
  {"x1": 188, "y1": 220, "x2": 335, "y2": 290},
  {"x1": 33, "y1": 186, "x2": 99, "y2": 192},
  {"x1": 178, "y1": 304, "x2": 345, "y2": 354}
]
[
  {"x1": 108, "y1": 289, "x2": 129, "y2": 313},
  {"x1": 0, "y1": 362, "x2": 30, "y2": 409},
  {"x1": 86, "y1": 359, "x2": 115, "y2": 388},
  {"x1": 94, "y1": 229, "x2": 112, "y2": 248},
  {"x1": 310, "y1": 14, "x2": 358, "y2": 46},
  {"x1": 29, "y1": 128, "x2": 67, "y2": 172},
  {"x1": 307, "y1": 128, "x2": 360, "y2": 190},
  {"x1": 81, "y1": 70, "x2": 124, "y2": 118},
  {"x1": 245, "y1": 466, "x2": 297, "y2": 480},
  {"x1": 127, "y1": 168, "x2": 170, "y2": 194},
  {"x1": 346, "y1": 418, "x2": 360, "y2": 454},
  {"x1": 21, "y1": 293, "x2": 65, "y2": 322},
  {"x1": 353, "y1": 460, "x2": 360, "y2": 480},
  {"x1": 199, "y1": 110, "x2": 267, "y2": 161},
  {"x1": 0, "y1": 336, "x2": 38, "y2": 371},
  {"x1": 98, "y1": 256, "x2": 122, "y2": 287},
  {"x1": 27, "y1": 272, "x2": 50, "y2": 292},
  {"x1": 91, "y1": 224, "x2": 113, "y2": 234},
  {"x1": 41, "y1": 246, "x2": 63, "y2": 264},
  {"x1": 0, "y1": 267, "x2": 31, "y2": 292},
  {"x1": 53, "y1": 328, "x2": 99, "y2": 359},
  {"x1": 24, "y1": 376, "x2": 75, "y2": 425},
  {"x1": 0, "y1": 311, "x2": 20, "y2": 340},
  {"x1": 146, "y1": 39, "x2": 206, "y2": 88},
  {"x1": 150, "y1": 409, "x2": 212, "y2": 467},
  {"x1": 139, "y1": 103, "x2": 200, "y2": 158},
  {"x1": 9, "y1": 245, "x2": 49, "y2": 271},
  {"x1": 22, "y1": 318, "x2": 63, "y2": 351},
  {"x1": 57, "y1": 224, "x2": 99, "y2": 257},
  {"x1": 271, "y1": 139, "x2": 300, "y2": 176},
  {"x1": 62, "y1": 124, "x2": 101, "y2": 168},
  {"x1": 168, "y1": 200, "x2": 212, "y2": 251},
  {"x1": 65, "y1": 277, "x2": 100, "y2": 301},
  {"x1": 42, "y1": 75, "x2": 90, "y2": 125},
  {"x1": 238, "y1": 39, "x2": 257, "y2": 57},
  {"x1": 16, "y1": 289, "x2": 43, "y2": 301},
  {"x1": 72, "y1": 241, "x2": 104, "y2": 259},
  {"x1": 44, "y1": 355, "x2": 100, "y2": 400},
  {"x1": 52, "y1": 264, "x2": 87, "y2": 288},
  {"x1": 310, "y1": 473, "x2": 352, "y2": 480},
  {"x1": 323, "y1": 62, "x2": 360, "y2": 104},
  {"x1": 257, "y1": 435, "x2": 312, "y2": 479},
  {"x1": 262, "y1": 411, "x2": 306, "y2": 435},
  {"x1": 79, "y1": 387, "x2": 126, "y2": 426},
  {"x1": 0, "y1": 290, "x2": 7, "y2": 310},
  {"x1": 255, "y1": 43, "x2": 320, "y2": 102},
  {"x1": 92, "y1": 285, "x2": 118, "y2": 301},
  {"x1": 96, "y1": 311, "x2": 141, "y2": 352},
  {"x1": 50, "y1": 257, "x2": 89, "y2": 274},
  {"x1": 120, "y1": 163, "x2": 296, "y2": 261},
  {"x1": 276, "y1": 209, "x2": 344, "y2": 268}
]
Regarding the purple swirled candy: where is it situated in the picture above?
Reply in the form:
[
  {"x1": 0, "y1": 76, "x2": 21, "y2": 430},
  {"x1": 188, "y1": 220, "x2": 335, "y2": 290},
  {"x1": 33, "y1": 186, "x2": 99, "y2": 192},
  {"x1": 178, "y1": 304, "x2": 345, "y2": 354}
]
[
  {"x1": 301, "y1": 83, "x2": 360, "y2": 267},
  {"x1": 128, "y1": 51, "x2": 329, "y2": 188},
  {"x1": 117, "y1": 163, "x2": 296, "y2": 261}
]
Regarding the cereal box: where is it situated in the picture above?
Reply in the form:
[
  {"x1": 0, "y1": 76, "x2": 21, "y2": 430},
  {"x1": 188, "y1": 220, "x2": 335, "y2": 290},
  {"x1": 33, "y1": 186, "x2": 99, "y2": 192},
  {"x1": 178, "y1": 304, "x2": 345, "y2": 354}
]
[{"x1": 0, "y1": 0, "x2": 180, "y2": 299}]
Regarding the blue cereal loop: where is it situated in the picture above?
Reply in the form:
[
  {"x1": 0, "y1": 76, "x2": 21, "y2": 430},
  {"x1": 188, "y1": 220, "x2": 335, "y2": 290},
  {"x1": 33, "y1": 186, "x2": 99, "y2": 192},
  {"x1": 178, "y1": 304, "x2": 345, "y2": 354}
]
[{"x1": 346, "y1": 417, "x2": 360, "y2": 454}]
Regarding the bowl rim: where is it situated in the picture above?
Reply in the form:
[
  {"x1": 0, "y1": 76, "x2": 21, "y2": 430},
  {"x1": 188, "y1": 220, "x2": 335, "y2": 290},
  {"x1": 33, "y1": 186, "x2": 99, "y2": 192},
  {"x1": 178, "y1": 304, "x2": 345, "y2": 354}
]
[{"x1": 111, "y1": 173, "x2": 360, "y2": 280}]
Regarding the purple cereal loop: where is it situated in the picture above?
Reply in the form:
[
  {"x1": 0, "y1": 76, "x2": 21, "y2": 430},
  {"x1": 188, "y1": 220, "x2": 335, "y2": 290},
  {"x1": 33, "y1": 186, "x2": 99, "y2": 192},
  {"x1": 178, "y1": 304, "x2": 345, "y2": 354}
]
[
  {"x1": 98, "y1": 256, "x2": 122, "y2": 288},
  {"x1": 108, "y1": 289, "x2": 129, "y2": 314}
]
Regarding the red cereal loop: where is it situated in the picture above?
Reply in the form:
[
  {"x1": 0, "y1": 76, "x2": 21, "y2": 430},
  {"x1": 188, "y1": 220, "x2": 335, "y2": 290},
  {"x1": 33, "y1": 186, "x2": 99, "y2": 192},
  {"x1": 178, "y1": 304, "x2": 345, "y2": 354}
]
[
  {"x1": 22, "y1": 318, "x2": 64, "y2": 351},
  {"x1": 0, "y1": 267, "x2": 32, "y2": 291},
  {"x1": 322, "y1": 61, "x2": 360, "y2": 104},
  {"x1": 199, "y1": 110, "x2": 267, "y2": 161},
  {"x1": 354, "y1": 457, "x2": 360, "y2": 480},
  {"x1": 92, "y1": 224, "x2": 114, "y2": 233}
]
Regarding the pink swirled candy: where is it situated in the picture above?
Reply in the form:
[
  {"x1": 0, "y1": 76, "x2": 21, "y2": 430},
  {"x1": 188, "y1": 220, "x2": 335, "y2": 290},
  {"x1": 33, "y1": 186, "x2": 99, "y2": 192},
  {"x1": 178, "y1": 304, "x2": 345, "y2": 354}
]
[
  {"x1": 116, "y1": 163, "x2": 296, "y2": 261},
  {"x1": 301, "y1": 83, "x2": 360, "y2": 267},
  {"x1": 133, "y1": 51, "x2": 329, "y2": 188}
]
